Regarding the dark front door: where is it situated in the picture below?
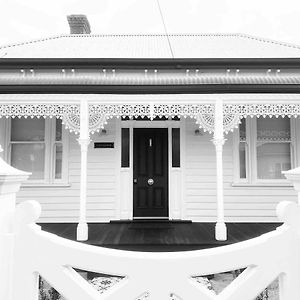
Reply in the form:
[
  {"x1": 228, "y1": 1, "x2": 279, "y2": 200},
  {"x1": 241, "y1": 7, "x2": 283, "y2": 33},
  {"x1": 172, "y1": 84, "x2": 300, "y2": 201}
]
[{"x1": 133, "y1": 128, "x2": 169, "y2": 218}]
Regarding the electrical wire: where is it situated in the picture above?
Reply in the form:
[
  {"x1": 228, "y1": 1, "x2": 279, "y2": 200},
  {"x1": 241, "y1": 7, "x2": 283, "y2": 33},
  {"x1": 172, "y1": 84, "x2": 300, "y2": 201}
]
[{"x1": 156, "y1": 0, "x2": 174, "y2": 58}]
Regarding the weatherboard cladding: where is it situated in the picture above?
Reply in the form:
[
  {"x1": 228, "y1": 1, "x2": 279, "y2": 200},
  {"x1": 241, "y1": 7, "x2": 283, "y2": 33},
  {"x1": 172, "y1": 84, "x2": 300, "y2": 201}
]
[
  {"x1": 8, "y1": 119, "x2": 118, "y2": 223},
  {"x1": 184, "y1": 118, "x2": 297, "y2": 222},
  {"x1": 1, "y1": 34, "x2": 300, "y2": 58}
]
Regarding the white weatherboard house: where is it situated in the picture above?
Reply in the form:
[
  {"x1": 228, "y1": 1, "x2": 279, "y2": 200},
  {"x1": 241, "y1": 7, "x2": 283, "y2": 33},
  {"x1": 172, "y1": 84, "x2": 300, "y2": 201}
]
[{"x1": 1, "y1": 15, "x2": 300, "y2": 241}]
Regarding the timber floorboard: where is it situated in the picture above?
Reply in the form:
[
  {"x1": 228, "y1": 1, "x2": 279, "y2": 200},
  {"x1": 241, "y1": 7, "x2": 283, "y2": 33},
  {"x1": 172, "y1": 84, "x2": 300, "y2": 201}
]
[{"x1": 39, "y1": 222, "x2": 280, "y2": 252}]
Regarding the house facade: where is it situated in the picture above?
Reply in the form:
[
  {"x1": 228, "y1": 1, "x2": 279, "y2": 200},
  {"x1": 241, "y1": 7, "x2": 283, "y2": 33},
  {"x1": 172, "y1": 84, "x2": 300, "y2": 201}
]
[{"x1": 1, "y1": 16, "x2": 300, "y2": 241}]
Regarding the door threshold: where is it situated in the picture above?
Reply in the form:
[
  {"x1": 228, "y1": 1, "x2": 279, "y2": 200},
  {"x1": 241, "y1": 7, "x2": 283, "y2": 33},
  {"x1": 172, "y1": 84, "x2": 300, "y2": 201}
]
[
  {"x1": 110, "y1": 219, "x2": 192, "y2": 224},
  {"x1": 133, "y1": 218, "x2": 169, "y2": 223},
  {"x1": 134, "y1": 217, "x2": 169, "y2": 220}
]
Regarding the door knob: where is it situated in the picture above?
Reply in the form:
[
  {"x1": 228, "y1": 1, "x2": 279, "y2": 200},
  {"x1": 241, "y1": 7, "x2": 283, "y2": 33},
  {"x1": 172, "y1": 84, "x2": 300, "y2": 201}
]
[
  {"x1": 133, "y1": 178, "x2": 138, "y2": 184},
  {"x1": 148, "y1": 178, "x2": 154, "y2": 185}
]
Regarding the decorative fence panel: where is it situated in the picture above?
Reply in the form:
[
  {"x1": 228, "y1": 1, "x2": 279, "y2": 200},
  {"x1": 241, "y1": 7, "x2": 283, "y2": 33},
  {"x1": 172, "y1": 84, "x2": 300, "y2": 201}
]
[{"x1": 10, "y1": 200, "x2": 300, "y2": 300}]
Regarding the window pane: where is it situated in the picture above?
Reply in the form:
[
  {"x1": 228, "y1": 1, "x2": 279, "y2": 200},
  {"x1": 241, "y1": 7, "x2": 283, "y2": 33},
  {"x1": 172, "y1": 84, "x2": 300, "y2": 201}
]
[
  {"x1": 55, "y1": 143, "x2": 63, "y2": 179},
  {"x1": 257, "y1": 142, "x2": 291, "y2": 179},
  {"x1": 239, "y1": 118, "x2": 246, "y2": 141},
  {"x1": 256, "y1": 117, "x2": 291, "y2": 179},
  {"x1": 172, "y1": 128, "x2": 180, "y2": 167},
  {"x1": 121, "y1": 128, "x2": 130, "y2": 167},
  {"x1": 11, "y1": 144, "x2": 45, "y2": 179},
  {"x1": 11, "y1": 118, "x2": 45, "y2": 141},
  {"x1": 239, "y1": 142, "x2": 246, "y2": 178},
  {"x1": 257, "y1": 117, "x2": 290, "y2": 141},
  {"x1": 239, "y1": 119, "x2": 246, "y2": 179},
  {"x1": 55, "y1": 119, "x2": 62, "y2": 141}
]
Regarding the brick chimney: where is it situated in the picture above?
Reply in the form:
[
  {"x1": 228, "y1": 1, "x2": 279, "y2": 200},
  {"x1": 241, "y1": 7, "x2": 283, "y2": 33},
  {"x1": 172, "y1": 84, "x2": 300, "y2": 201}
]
[{"x1": 67, "y1": 15, "x2": 91, "y2": 34}]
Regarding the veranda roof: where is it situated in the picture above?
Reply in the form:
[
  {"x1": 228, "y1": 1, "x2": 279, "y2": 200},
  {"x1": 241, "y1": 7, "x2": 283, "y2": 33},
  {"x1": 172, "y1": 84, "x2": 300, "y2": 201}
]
[{"x1": 1, "y1": 71, "x2": 300, "y2": 85}]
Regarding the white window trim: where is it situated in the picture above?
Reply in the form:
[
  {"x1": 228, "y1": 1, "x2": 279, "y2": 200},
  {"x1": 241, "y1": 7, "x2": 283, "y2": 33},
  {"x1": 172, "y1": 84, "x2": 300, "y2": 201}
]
[
  {"x1": 5, "y1": 118, "x2": 69, "y2": 186},
  {"x1": 233, "y1": 117, "x2": 296, "y2": 186}
]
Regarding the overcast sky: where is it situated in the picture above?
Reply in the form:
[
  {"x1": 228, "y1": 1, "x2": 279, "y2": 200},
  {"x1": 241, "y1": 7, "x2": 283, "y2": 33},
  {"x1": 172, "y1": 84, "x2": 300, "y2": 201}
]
[{"x1": 1, "y1": 0, "x2": 300, "y2": 46}]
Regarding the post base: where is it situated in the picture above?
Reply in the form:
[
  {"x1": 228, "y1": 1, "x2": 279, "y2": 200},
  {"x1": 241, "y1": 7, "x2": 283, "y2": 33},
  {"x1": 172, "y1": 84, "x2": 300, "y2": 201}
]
[
  {"x1": 77, "y1": 222, "x2": 88, "y2": 241},
  {"x1": 215, "y1": 222, "x2": 227, "y2": 241}
]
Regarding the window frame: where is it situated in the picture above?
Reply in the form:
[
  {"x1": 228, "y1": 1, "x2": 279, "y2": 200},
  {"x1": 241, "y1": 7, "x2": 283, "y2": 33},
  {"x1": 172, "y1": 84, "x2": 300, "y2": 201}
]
[
  {"x1": 6, "y1": 118, "x2": 69, "y2": 186},
  {"x1": 121, "y1": 127, "x2": 130, "y2": 168},
  {"x1": 233, "y1": 116, "x2": 296, "y2": 186},
  {"x1": 171, "y1": 128, "x2": 181, "y2": 168}
]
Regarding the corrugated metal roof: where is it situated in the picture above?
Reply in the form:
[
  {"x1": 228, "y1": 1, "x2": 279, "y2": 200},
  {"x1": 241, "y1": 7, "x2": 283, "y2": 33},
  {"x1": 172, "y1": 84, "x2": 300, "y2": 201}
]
[{"x1": 1, "y1": 33, "x2": 300, "y2": 59}]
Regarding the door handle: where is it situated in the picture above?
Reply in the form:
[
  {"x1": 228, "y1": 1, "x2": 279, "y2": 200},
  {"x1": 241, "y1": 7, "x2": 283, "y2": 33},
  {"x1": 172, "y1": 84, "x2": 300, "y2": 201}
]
[
  {"x1": 133, "y1": 178, "x2": 138, "y2": 184},
  {"x1": 147, "y1": 178, "x2": 154, "y2": 186}
]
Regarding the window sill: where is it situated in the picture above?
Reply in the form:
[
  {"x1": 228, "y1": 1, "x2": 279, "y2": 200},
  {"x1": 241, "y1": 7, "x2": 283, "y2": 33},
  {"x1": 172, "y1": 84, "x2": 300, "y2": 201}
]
[
  {"x1": 231, "y1": 182, "x2": 293, "y2": 188},
  {"x1": 21, "y1": 183, "x2": 71, "y2": 188}
]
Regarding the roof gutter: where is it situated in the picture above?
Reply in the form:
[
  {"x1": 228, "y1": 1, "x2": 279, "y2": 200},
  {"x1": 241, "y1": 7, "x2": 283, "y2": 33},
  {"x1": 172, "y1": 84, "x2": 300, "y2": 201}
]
[
  {"x1": 1, "y1": 84, "x2": 300, "y2": 94},
  {"x1": 2, "y1": 58, "x2": 300, "y2": 69}
]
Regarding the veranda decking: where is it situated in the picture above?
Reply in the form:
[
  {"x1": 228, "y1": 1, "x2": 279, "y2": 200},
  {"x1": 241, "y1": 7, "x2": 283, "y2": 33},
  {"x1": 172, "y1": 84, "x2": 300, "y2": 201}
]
[{"x1": 40, "y1": 222, "x2": 279, "y2": 251}]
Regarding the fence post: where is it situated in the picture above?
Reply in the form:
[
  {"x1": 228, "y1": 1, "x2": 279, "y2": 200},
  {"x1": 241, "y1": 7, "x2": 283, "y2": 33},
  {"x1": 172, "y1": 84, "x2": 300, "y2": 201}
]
[
  {"x1": 284, "y1": 167, "x2": 300, "y2": 204},
  {"x1": 278, "y1": 167, "x2": 300, "y2": 300},
  {"x1": 0, "y1": 147, "x2": 30, "y2": 300},
  {"x1": 276, "y1": 201, "x2": 300, "y2": 299}
]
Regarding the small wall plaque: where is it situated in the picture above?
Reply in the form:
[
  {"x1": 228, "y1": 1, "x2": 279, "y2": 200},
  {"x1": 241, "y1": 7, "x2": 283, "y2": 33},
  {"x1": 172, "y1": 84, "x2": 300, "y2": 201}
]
[{"x1": 94, "y1": 142, "x2": 114, "y2": 149}]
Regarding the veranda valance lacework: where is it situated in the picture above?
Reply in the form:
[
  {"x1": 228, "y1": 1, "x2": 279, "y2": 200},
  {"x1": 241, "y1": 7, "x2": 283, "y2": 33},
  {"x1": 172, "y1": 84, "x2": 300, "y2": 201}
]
[
  {"x1": 1, "y1": 103, "x2": 300, "y2": 134},
  {"x1": 225, "y1": 104, "x2": 300, "y2": 118},
  {"x1": 0, "y1": 104, "x2": 79, "y2": 119}
]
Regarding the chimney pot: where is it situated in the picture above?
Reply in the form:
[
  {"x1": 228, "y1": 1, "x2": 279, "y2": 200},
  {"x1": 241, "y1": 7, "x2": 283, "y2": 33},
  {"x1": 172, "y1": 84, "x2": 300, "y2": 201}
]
[{"x1": 67, "y1": 14, "x2": 91, "y2": 34}]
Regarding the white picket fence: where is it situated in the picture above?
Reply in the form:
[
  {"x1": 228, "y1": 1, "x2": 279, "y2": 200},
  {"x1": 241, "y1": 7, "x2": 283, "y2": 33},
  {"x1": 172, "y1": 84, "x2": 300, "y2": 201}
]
[{"x1": 1, "y1": 156, "x2": 300, "y2": 300}]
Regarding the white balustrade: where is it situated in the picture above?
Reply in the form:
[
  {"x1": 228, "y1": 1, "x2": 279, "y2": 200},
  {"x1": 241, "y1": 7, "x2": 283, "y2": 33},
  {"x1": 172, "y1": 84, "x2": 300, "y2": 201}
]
[{"x1": 1, "y1": 154, "x2": 300, "y2": 299}]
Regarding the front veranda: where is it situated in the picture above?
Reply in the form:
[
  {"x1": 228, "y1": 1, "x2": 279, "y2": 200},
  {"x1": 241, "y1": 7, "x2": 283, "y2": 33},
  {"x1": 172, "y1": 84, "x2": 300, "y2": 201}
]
[
  {"x1": 1, "y1": 93, "x2": 300, "y2": 243},
  {"x1": 1, "y1": 146, "x2": 300, "y2": 299}
]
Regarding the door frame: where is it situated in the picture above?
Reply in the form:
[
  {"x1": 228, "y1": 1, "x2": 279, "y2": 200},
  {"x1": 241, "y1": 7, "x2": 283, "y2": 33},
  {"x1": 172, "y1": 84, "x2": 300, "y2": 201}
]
[
  {"x1": 119, "y1": 120, "x2": 184, "y2": 220},
  {"x1": 133, "y1": 127, "x2": 169, "y2": 219}
]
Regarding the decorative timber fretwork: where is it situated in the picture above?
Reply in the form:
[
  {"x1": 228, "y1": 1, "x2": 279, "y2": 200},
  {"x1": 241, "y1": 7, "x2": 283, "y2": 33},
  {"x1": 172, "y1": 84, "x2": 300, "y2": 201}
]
[
  {"x1": 88, "y1": 104, "x2": 216, "y2": 134},
  {"x1": 62, "y1": 111, "x2": 108, "y2": 134},
  {"x1": 1, "y1": 103, "x2": 300, "y2": 134},
  {"x1": 196, "y1": 103, "x2": 300, "y2": 134},
  {"x1": 0, "y1": 104, "x2": 79, "y2": 119},
  {"x1": 89, "y1": 104, "x2": 151, "y2": 119},
  {"x1": 152, "y1": 104, "x2": 213, "y2": 118},
  {"x1": 224, "y1": 103, "x2": 300, "y2": 118},
  {"x1": 195, "y1": 112, "x2": 242, "y2": 134},
  {"x1": 89, "y1": 104, "x2": 214, "y2": 119}
]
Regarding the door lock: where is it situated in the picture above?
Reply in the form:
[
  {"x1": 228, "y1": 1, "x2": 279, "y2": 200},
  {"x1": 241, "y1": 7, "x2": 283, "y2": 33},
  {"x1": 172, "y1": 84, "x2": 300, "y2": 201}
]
[{"x1": 148, "y1": 178, "x2": 154, "y2": 185}]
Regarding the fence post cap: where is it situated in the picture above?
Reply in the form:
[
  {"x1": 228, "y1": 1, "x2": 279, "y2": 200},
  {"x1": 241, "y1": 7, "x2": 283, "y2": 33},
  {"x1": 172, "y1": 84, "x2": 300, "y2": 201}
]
[
  {"x1": 283, "y1": 167, "x2": 300, "y2": 177},
  {"x1": 277, "y1": 201, "x2": 300, "y2": 227},
  {"x1": 0, "y1": 155, "x2": 30, "y2": 179},
  {"x1": 283, "y1": 167, "x2": 300, "y2": 192},
  {"x1": 15, "y1": 200, "x2": 41, "y2": 227},
  {"x1": 0, "y1": 155, "x2": 30, "y2": 196}
]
